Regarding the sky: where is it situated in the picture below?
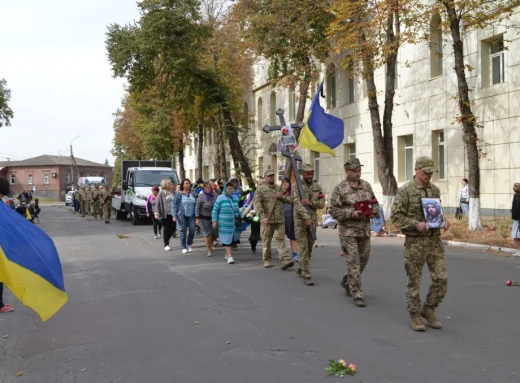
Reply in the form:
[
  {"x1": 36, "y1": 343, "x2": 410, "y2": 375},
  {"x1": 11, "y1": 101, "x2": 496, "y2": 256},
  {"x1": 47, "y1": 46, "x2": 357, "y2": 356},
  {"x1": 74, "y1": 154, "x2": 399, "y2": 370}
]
[{"x1": 0, "y1": 1, "x2": 141, "y2": 166}]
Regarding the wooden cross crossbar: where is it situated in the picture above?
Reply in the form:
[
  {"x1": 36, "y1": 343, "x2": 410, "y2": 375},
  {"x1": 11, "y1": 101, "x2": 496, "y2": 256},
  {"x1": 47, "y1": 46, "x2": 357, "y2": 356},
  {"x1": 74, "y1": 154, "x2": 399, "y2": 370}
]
[{"x1": 263, "y1": 108, "x2": 316, "y2": 240}]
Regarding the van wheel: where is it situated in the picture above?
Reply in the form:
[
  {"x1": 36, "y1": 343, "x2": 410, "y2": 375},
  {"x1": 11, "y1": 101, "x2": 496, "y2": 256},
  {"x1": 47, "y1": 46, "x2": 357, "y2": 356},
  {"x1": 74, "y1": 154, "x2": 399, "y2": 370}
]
[{"x1": 130, "y1": 207, "x2": 139, "y2": 225}]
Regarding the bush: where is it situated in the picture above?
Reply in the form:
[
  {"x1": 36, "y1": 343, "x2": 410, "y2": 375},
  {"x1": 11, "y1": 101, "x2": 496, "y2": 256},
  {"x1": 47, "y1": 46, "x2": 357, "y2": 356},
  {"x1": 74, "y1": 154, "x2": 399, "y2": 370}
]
[
  {"x1": 451, "y1": 226, "x2": 464, "y2": 239},
  {"x1": 498, "y1": 218, "x2": 512, "y2": 239}
]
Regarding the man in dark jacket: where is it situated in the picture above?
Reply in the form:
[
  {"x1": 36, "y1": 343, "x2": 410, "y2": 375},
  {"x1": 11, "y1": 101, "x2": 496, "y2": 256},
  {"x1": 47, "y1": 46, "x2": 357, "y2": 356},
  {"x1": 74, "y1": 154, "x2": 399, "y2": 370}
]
[{"x1": 512, "y1": 183, "x2": 520, "y2": 256}]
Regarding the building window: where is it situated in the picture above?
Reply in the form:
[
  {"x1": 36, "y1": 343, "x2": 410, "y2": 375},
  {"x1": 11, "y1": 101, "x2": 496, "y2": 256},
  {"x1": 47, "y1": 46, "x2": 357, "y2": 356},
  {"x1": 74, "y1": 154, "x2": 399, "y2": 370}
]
[
  {"x1": 430, "y1": 15, "x2": 443, "y2": 78},
  {"x1": 9, "y1": 174, "x2": 15, "y2": 185},
  {"x1": 398, "y1": 135, "x2": 414, "y2": 182},
  {"x1": 491, "y1": 37, "x2": 505, "y2": 85},
  {"x1": 257, "y1": 97, "x2": 263, "y2": 131},
  {"x1": 27, "y1": 174, "x2": 33, "y2": 185},
  {"x1": 258, "y1": 156, "x2": 264, "y2": 178},
  {"x1": 313, "y1": 151, "x2": 320, "y2": 182},
  {"x1": 326, "y1": 65, "x2": 337, "y2": 109},
  {"x1": 288, "y1": 85, "x2": 296, "y2": 121},
  {"x1": 348, "y1": 61, "x2": 355, "y2": 104},
  {"x1": 66, "y1": 174, "x2": 70, "y2": 183},
  {"x1": 343, "y1": 143, "x2": 356, "y2": 163},
  {"x1": 269, "y1": 92, "x2": 277, "y2": 126},
  {"x1": 432, "y1": 130, "x2": 445, "y2": 181},
  {"x1": 43, "y1": 173, "x2": 49, "y2": 185}
]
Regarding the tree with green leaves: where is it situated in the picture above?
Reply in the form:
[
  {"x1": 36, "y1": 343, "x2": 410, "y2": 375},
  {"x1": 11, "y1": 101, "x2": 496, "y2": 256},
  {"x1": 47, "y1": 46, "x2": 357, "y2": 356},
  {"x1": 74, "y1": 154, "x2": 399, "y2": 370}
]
[
  {"x1": 328, "y1": 0, "x2": 424, "y2": 219},
  {"x1": 432, "y1": 0, "x2": 516, "y2": 230},
  {"x1": 0, "y1": 79, "x2": 14, "y2": 128},
  {"x1": 106, "y1": 0, "x2": 256, "y2": 186}
]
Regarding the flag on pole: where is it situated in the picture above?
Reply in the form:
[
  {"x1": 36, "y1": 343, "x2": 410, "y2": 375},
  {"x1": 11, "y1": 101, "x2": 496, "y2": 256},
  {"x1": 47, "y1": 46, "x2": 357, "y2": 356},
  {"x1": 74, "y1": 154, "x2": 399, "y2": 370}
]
[
  {"x1": 298, "y1": 82, "x2": 344, "y2": 156},
  {"x1": 0, "y1": 202, "x2": 68, "y2": 321}
]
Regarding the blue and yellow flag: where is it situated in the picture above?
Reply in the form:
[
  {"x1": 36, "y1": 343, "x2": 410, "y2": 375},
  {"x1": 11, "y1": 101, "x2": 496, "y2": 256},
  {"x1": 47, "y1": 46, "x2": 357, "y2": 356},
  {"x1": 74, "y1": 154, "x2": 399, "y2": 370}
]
[
  {"x1": 0, "y1": 202, "x2": 68, "y2": 321},
  {"x1": 299, "y1": 82, "x2": 344, "y2": 156}
]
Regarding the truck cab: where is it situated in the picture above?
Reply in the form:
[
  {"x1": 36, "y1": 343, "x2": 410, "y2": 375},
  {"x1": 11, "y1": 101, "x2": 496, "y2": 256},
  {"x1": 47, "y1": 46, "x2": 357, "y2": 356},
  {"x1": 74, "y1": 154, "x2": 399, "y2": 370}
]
[{"x1": 113, "y1": 163, "x2": 179, "y2": 225}]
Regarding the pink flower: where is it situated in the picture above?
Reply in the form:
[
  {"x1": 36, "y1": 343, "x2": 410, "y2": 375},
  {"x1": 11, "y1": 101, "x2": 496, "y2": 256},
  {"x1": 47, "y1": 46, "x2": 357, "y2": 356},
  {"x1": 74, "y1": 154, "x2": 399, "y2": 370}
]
[
  {"x1": 348, "y1": 363, "x2": 356, "y2": 373},
  {"x1": 338, "y1": 359, "x2": 347, "y2": 367}
]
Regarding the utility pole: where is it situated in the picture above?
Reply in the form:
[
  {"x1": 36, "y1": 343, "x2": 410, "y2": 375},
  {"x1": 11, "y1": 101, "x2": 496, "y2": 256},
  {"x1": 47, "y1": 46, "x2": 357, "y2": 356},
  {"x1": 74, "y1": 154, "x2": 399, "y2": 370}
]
[{"x1": 70, "y1": 135, "x2": 80, "y2": 188}]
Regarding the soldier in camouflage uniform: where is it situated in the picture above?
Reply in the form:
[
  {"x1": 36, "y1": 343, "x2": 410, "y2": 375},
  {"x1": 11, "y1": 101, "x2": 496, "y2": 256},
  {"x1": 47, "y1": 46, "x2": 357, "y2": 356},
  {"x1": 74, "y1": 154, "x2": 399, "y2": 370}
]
[
  {"x1": 85, "y1": 184, "x2": 93, "y2": 216},
  {"x1": 254, "y1": 169, "x2": 294, "y2": 270},
  {"x1": 391, "y1": 156, "x2": 450, "y2": 332},
  {"x1": 293, "y1": 164, "x2": 325, "y2": 286},
  {"x1": 92, "y1": 185, "x2": 101, "y2": 220},
  {"x1": 100, "y1": 186, "x2": 113, "y2": 223},
  {"x1": 79, "y1": 186, "x2": 86, "y2": 217},
  {"x1": 330, "y1": 158, "x2": 379, "y2": 307}
]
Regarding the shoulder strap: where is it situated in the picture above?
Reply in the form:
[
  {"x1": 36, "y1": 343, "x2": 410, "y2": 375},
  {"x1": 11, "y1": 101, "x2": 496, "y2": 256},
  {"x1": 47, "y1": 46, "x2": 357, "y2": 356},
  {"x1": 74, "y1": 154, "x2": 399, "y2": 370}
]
[{"x1": 226, "y1": 196, "x2": 239, "y2": 217}]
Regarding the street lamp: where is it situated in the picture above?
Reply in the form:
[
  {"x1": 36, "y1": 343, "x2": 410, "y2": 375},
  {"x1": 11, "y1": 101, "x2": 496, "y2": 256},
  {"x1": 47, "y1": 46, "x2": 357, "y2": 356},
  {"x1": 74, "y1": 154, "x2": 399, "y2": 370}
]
[{"x1": 70, "y1": 135, "x2": 80, "y2": 187}]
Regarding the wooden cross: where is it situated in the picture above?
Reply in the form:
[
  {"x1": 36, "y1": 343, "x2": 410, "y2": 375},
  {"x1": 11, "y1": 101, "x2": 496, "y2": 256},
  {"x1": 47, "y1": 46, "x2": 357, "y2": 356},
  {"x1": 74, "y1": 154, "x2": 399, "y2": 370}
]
[{"x1": 263, "y1": 109, "x2": 316, "y2": 240}]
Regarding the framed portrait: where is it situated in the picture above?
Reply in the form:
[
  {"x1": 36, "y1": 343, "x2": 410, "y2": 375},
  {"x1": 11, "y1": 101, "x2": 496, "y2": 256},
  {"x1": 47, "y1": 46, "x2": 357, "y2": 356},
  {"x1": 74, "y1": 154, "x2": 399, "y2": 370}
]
[{"x1": 420, "y1": 198, "x2": 445, "y2": 229}]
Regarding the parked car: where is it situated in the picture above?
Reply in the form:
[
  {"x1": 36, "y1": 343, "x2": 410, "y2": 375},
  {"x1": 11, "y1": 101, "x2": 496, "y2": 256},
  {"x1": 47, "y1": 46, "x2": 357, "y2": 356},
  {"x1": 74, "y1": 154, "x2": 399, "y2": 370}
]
[{"x1": 65, "y1": 191, "x2": 74, "y2": 206}]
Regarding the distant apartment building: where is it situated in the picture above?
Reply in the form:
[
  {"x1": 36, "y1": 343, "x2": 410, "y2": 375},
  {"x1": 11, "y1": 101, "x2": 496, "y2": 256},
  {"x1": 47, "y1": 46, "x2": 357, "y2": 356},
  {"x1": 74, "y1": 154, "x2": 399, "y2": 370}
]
[
  {"x1": 0, "y1": 155, "x2": 112, "y2": 201},
  {"x1": 183, "y1": 8, "x2": 520, "y2": 215}
]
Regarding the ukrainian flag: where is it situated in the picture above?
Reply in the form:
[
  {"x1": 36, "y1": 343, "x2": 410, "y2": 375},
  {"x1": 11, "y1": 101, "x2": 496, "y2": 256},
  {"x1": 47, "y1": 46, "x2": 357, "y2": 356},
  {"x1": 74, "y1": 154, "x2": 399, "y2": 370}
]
[
  {"x1": 0, "y1": 202, "x2": 68, "y2": 321},
  {"x1": 299, "y1": 82, "x2": 344, "y2": 156}
]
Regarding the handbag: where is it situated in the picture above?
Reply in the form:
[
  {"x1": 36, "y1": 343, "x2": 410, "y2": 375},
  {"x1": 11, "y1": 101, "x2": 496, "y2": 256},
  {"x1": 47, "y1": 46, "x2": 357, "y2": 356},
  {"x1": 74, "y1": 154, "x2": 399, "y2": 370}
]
[
  {"x1": 455, "y1": 206, "x2": 463, "y2": 220},
  {"x1": 226, "y1": 196, "x2": 243, "y2": 228}
]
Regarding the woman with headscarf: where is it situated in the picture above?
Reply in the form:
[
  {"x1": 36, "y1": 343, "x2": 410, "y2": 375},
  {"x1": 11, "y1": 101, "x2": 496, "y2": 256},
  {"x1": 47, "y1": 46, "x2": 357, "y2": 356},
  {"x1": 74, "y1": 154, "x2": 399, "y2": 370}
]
[
  {"x1": 172, "y1": 179, "x2": 197, "y2": 254},
  {"x1": 195, "y1": 182, "x2": 218, "y2": 257},
  {"x1": 282, "y1": 177, "x2": 299, "y2": 262},
  {"x1": 212, "y1": 182, "x2": 240, "y2": 264},
  {"x1": 228, "y1": 176, "x2": 243, "y2": 198}
]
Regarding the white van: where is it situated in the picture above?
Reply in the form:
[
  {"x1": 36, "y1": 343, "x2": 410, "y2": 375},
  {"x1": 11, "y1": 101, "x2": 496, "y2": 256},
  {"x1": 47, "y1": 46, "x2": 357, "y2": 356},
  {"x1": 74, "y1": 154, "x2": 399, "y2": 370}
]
[{"x1": 77, "y1": 177, "x2": 106, "y2": 188}]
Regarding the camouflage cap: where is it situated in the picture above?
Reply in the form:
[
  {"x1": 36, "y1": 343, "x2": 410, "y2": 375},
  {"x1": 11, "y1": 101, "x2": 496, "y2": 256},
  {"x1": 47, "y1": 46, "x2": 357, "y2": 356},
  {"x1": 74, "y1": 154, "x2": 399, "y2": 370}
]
[
  {"x1": 301, "y1": 163, "x2": 314, "y2": 172},
  {"x1": 415, "y1": 156, "x2": 436, "y2": 173},
  {"x1": 344, "y1": 158, "x2": 364, "y2": 170},
  {"x1": 264, "y1": 169, "x2": 275, "y2": 177}
]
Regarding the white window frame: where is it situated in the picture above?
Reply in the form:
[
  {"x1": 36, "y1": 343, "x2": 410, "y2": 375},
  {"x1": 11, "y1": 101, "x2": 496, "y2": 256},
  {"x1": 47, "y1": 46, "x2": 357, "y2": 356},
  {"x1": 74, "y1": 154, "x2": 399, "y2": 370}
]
[
  {"x1": 491, "y1": 38, "x2": 505, "y2": 85},
  {"x1": 438, "y1": 132, "x2": 445, "y2": 180},
  {"x1": 404, "y1": 135, "x2": 414, "y2": 181},
  {"x1": 66, "y1": 174, "x2": 71, "y2": 184},
  {"x1": 43, "y1": 173, "x2": 49, "y2": 185},
  {"x1": 27, "y1": 174, "x2": 33, "y2": 185},
  {"x1": 313, "y1": 151, "x2": 320, "y2": 182},
  {"x1": 9, "y1": 174, "x2": 15, "y2": 185}
]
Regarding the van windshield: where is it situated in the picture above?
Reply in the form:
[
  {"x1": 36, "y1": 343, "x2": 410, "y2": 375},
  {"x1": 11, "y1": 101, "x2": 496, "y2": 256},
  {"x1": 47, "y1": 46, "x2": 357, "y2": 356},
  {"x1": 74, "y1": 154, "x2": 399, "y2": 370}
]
[{"x1": 135, "y1": 170, "x2": 179, "y2": 187}]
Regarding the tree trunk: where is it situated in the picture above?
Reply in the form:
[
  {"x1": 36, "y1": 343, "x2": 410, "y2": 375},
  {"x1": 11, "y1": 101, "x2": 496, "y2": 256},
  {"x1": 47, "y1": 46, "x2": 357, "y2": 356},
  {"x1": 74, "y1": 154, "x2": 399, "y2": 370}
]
[
  {"x1": 443, "y1": 2, "x2": 483, "y2": 231},
  {"x1": 178, "y1": 139, "x2": 186, "y2": 180},
  {"x1": 197, "y1": 123, "x2": 204, "y2": 181},
  {"x1": 361, "y1": 23, "x2": 399, "y2": 220},
  {"x1": 213, "y1": 116, "x2": 227, "y2": 181},
  {"x1": 221, "y1": 106, "x2": 255, "y2": 188},
  {"x1": 284, "y1": 56, "x2": 312, "y2": 180}
]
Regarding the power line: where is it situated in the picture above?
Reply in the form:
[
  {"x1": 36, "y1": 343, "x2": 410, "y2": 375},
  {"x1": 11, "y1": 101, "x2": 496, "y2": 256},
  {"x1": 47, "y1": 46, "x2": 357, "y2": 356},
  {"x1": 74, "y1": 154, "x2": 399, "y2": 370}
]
[{"x1": 0, "y1": 151, "x2": 26, "y2": 159}]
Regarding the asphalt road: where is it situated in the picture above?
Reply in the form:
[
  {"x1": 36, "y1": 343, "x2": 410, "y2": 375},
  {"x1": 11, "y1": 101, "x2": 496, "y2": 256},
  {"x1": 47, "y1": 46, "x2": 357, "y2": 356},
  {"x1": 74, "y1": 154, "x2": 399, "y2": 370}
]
[{"x1": 1, "y1": 205, "x2": 519, "y2": 383}]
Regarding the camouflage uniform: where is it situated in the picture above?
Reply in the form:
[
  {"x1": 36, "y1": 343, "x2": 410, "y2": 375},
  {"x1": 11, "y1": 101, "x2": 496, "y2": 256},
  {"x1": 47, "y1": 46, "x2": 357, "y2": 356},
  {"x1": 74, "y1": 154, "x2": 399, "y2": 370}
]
[
  {"x1": 85, "y1": 186, "x2": 93, "y2": 216},
  {"x1": 293, "y1": 164, "x2": 325, "y2": 283},
  {"x1": 391, "y1": 156, "x2": 447, "y2": 330},
  {"x1": 329, "y1": 158, "x2": 379, "y2": 303},
  {"x1": 79, "y1": 187, "x2": 86, "y2": 217},
  {"x1": 100, "y1": 187, "x2": 113, "y2": 223},
  {"x1": 253, "y1": 170, "x2": 293, "y2": 268},
  {"x1": 92, "y1": 186, "x2": 101, "y2": 220}
]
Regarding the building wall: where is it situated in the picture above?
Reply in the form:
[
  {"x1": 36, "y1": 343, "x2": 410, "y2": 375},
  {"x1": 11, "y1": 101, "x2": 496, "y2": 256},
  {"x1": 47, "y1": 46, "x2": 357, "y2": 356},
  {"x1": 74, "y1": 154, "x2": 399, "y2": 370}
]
[{"x1": 183, "y1": 8, "x2": 520, "y2": 214}]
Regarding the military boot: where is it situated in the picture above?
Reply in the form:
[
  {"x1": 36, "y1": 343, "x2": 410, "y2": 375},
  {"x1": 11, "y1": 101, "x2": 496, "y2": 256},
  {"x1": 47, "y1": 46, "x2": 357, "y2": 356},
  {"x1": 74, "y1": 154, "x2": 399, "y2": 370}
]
[
  {"x1": 281, "y1": 260, "x2": 294, "y2": 270},
  {"x1": 410, "y1": 314, "x2": 426, "y2": 332},
  {"x1": 353, "y1": 298, "x2": 365, "y2": 307},
  {"x1": 420, "y1": 305, "x2": 442, "y2": 329},
  {"x1": 303, "y1": 277, "x2": 314, "y2": 286},
  {"x1": 340, "y1": 279, "x2": 351, "y2": 297}
]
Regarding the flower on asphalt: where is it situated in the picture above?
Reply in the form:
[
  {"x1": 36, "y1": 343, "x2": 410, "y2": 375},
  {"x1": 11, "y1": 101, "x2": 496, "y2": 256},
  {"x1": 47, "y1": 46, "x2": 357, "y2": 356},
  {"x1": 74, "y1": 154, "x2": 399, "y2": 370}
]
[
  {"x1": 348, "y1": 363, "x2": 356, "y2": 373},
  {"x1": 338, "y1": 359, "x2": 346, "y2": 367}
]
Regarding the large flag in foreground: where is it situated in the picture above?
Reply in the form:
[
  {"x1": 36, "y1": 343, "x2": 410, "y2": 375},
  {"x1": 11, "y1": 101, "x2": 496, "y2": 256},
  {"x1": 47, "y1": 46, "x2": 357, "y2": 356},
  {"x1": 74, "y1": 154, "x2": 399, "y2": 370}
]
[
  {"x1": 0, "y1": 202, "x2": 68, "y2": 321},
  {"x1": 299, "y1": 82, "x2": 344, "y2": 156}
]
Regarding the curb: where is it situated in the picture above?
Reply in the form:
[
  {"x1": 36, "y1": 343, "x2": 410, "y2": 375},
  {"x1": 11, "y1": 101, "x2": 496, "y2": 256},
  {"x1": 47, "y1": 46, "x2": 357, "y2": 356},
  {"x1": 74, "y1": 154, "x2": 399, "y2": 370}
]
[{"x1": 441, "y1": 240, "x2": 518, "y2": 256}]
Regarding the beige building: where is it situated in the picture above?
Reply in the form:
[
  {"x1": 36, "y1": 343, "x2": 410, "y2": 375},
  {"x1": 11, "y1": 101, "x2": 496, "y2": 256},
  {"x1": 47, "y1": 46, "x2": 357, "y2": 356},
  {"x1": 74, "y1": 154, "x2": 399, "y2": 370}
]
[{"x1": 184, "y1": 8, "x2": 520, "y2": 215}]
